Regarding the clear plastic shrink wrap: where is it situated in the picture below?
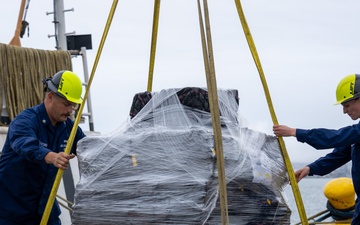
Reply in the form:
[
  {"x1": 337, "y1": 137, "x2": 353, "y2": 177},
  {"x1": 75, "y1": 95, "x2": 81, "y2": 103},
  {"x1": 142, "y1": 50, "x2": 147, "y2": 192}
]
[{"x1": 72, "y1": 87, "x2": 291, "y2": 224}]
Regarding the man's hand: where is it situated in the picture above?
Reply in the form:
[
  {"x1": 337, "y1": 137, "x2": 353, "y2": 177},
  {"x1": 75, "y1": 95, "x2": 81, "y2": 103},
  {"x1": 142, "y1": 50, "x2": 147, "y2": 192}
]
[
  {"x1": 273, "y1": 125, "x2": 297, "y2": 137},
  {"x1": 44, "y1": 152, "x2": 75, "y2": 170},
  {"x1": 294, "y1": 166, "x2": 310, "y2": 183}
]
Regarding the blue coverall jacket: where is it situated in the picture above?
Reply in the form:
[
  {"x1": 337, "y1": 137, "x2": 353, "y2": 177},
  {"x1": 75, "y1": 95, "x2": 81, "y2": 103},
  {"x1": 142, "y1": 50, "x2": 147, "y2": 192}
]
[
  {"x1": 296, "y1": 123, "x2": 360, "y2": 225},
  {"x1": 0, "y1": 103, "x2": 85, "y2": 225}
]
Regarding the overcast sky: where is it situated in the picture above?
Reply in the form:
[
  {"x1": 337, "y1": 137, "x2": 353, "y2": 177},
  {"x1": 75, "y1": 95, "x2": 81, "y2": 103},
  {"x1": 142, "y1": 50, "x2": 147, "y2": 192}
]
[{"x1": 1, "y1": 0, "x2": 360, "y2": 164}]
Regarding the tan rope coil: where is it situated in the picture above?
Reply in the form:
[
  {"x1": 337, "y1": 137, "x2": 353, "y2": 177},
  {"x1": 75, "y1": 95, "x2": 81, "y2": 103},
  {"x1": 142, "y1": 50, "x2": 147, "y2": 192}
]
[{"x1": 0, "y1": 43, "x2": 72, "y2": 123}]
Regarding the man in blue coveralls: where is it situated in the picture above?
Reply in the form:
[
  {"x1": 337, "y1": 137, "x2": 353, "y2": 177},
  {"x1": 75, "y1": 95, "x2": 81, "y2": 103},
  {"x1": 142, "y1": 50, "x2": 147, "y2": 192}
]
[
  {"x1": 273, "y1": 74, "x2": 360, "y2": 225},
  {"x1": 0, "y1": 70, "x2": 86, "y2": 225}
]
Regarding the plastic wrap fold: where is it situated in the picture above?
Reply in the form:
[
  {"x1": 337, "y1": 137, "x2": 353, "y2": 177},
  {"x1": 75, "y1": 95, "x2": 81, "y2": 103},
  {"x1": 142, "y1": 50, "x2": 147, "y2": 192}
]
[{"x1": 72, "y1": 87, "x2": 291, "y2": 225}]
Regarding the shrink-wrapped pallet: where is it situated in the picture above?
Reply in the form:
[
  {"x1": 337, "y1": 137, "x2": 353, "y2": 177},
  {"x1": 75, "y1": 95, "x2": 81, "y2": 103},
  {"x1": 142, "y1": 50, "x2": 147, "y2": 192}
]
[{"x1": 72, "y1": 88, "x2": 290, "y2": 224}]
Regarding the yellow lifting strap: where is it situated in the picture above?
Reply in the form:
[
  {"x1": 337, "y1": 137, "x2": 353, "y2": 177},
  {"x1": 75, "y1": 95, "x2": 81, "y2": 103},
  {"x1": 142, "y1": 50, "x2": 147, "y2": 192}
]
[
  {"x1": 147, "y1": 0, "x2": 161, "y2": 92},
  {"x1": 197, "y1": 0, "x2": 229, "y2": 224},
  {"x1": 40, "y1": 0, "x2": 120, "y2": 224},
  {"x1": 234, "y1": 0, "x2": 309, "y2": 224},
  {"x1": 146, "y1": 1, "x2": 229, "y2": 224}
]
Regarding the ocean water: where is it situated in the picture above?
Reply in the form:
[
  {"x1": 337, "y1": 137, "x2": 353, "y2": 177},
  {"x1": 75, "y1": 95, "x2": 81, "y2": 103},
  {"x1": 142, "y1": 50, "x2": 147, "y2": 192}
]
[{"x1": 282, "y1": 177, "x2": 335, "y2": 224}]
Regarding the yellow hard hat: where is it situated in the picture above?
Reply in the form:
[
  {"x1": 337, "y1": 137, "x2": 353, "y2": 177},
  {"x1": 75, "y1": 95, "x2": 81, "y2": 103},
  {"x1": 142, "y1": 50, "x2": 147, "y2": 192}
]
[
  {"x1": 44, "y1": 70, "x2": 83, "y2": 104},
  {"x1": 323, "y1": 177, "x2": 355, "y2": 210},
  {"x1": 335, "y1": 74, "x2": 360, "y2": 105}
]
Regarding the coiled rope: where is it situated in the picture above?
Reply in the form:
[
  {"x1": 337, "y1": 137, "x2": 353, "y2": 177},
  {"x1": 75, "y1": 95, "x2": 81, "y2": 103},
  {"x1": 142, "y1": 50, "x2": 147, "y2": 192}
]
[
  {"x1": 326, "y1": 201, "x2": 354, "y2": 221},
  {"x1": 0, "y1": 43, "x2": 72, "y2": 123}
]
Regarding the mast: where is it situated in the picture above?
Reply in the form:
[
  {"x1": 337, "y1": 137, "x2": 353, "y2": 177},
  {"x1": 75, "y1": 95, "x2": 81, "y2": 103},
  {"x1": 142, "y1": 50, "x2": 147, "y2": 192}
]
[
  {"x1": 47, "y1": 0, "x2": 94, "y2": 132},
  {"x1": 54, "y1": 0, "x2": 67, "y2": 50},
  {"x1": 47, "y1": 0, "x2": 95, "y2": 214},
  {"x1": 47, "y1": 0, "x2": 74, "y2": 50}
]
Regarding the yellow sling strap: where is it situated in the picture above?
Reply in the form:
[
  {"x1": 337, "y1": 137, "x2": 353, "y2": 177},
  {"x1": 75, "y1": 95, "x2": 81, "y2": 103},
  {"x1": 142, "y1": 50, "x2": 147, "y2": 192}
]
[
  {"x1": 197, "y1": 0, "x2": 229, "y2": 224},
  {"x1": 234, "y1": 1, "x2": 308, "y2": 224},
  {"x1": 147, "y1": 1, "x2": 230, "y2": 223},
  {"x1": 40, "y1": 0, "x2": 119, "y2": 224},
  {"x1": 147, "y1": 0, "x2": 161, "y2": 92}
]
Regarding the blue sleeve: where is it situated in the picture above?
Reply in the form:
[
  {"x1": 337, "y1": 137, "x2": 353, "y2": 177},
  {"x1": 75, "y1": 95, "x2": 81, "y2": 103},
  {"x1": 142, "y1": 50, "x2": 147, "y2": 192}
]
[
  {"x1": 296, "y1": 123, "x2": 360, "y2": 149},
  {"x1": 8, "y1": 115, "x2": 50, "y2": 163},
  {"x1": 71, "y1": 125, "x2": 86, "y2": 155},
  {"x1": 307, "y1": 146, "x2": 351, "y2": 176}
]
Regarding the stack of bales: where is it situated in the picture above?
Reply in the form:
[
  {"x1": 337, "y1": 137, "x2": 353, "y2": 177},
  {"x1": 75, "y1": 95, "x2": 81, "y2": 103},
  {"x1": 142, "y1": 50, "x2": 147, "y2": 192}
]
[{"x1": 72, "y1": 87, "x2": 290, "y2": 225}]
